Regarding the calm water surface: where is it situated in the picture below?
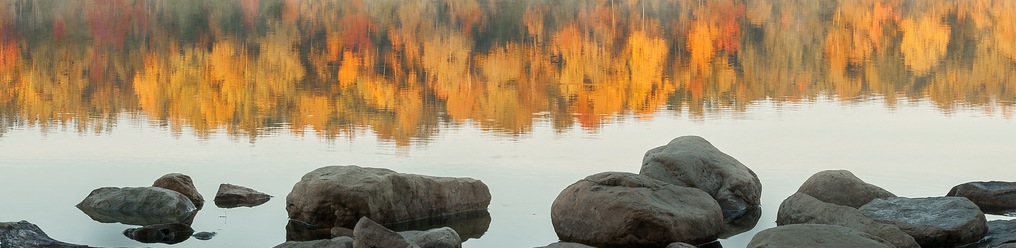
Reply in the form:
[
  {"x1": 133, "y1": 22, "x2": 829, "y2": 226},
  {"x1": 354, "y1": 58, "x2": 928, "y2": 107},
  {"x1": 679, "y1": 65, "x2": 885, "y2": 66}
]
[{"x1": 1, "y1": 0, "x2": 1015, "y2": 247}]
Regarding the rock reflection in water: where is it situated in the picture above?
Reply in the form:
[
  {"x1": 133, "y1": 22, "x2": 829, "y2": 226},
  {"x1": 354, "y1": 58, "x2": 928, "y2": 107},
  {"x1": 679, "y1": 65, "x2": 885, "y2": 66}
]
[
  {"x1": 286, "y1": 210, "x2": 491, "y2": 241},
  {"x1": 123, "y1": 223, "x2": 195, "y2": 244}
]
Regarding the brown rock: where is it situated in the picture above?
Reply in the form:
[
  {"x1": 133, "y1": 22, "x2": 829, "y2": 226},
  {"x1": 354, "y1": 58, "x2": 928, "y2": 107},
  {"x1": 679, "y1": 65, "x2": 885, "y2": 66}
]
[
  {"x1": 947, "y1": 181, "x2": 1016, "y2": 214},
  {"x1": 152, "y1": 173, "x2": 204, "y2": 209},
  {"x1": 214, "y1": 183, "x2": 271, "y2": 208},
  {"x1": 747, "y1": 224, "x2": 894, "y2": 248},
  {"x1": 797, "y1": 170, "x2": 895, "y2": 208}
]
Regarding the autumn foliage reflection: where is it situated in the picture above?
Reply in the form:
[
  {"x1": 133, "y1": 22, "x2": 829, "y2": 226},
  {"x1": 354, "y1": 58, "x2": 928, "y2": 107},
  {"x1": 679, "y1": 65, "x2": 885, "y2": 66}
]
[{"x1": 1, "y1": 0, "x2": 1014, "y2": 144}]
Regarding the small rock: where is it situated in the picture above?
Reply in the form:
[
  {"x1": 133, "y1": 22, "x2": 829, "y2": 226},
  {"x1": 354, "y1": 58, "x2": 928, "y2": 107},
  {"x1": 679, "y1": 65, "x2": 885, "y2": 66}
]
[
  {"x1": 0, "y1": 220, "x2": 91, "y2": 248},
  {"x1": 153, "y1": 173, "x2": 205, "y2": 209},
  {"x1": 538, "y1": 242, "x2": 595, "y2": 248},
  {"x1": 353, "y1": 217, "x2": 416, "y2": 248},
  {"x1": 123, "y1": 223, "x2": 194, "y2": 244},
  {"x1": 797, "y1": 170, "x2": 895, "y2": 208},
  {"x1": 76, "y1": 187, "x2": 197, "y2": 225},
  {"x1": 776, "y1": 192, "x2": 918, "y2": 248},
  {"x1": 979, "y1": 219, "x2": 1016, "y2": 247},
  {"x1": 666, "y1": 242, "x2": 697, "y2": 248},
  {"x1": 947, "y1": 181, "x2": 1016, "y2": 214},
  {"x1": 860, "y1": 196, "x2": 987, "y2": 247},
  {"x1": 214, "y1": 183, "x2": 271, "y2": 208},
  {"x1": 192, "y1": 231, "x2": 216, "y2": 240},
  {"x1": 400, "y1": 227, "x2": 461, "y2": 248},
  {"x1": 273, "y1": 236, "x2": 353, "y2": 248},
  {"x1": 747, "y1": 224, "x2": 894, "y2": 248}
]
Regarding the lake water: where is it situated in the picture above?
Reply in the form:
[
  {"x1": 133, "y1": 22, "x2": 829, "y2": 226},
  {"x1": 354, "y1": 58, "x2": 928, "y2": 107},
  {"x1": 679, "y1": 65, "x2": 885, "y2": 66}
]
[{"x1": 1, "y1": 0, "x2": 1015, "y2": 247}]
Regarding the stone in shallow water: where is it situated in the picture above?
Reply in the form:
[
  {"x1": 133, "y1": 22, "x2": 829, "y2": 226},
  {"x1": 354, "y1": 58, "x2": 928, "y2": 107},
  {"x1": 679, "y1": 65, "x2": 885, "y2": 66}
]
[
  {"x1": 776, "y1": 192, "x2": 918, "y2": 248},
  {"x1": 0, "y1": 220, "x2": 90, "y2": 248},
  {"x1": 860, "y1": 196, "x2": 987, "y2": 247},
  {"x1": 979, "y1": 219, "x2": 1016, "y2": 247},
  {"x1": 192, "y1": 231, "x2": 216, "y2": 240},
  {"x1": 797, "y1": 170, "x2": 895, "y2": 208},
  {"x1": 747, "y1": 224, "x2": 894, "y2": 248},
  {"x1": 947, "y1": 181, "x2": 1016, "y2": 214},
  {"x1": 214, "y1": 183, "x2": 271, "y2": 208},
  {"x1": 76, "y1": 187, "x2": 197, "y2": 226},
  {"x1": 123, "y1": 223, "x2": 194, "y2": 244},
  {"x1": 153, "y1": 173, "x2": 205, "y2": 209}
]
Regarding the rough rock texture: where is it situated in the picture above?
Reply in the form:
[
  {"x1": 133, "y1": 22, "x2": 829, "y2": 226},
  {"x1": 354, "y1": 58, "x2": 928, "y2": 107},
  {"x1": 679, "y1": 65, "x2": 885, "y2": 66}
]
[
  {"x1": 123, "y1": 223, "x2": 194, "y2": 244},
  {"x1": 947, "y1": 181, "x2": 1016, "y2": 214},
  {"x1": 76, "y1": 187, "x2": 197, "y2": 225},
  {"x1": 776, "y1": 192, "x2": 919, "y2": 248},
  {"x1": 665, "y1": 242, "x2": 697, "y2": 248},
  {"x1": 980, "y1": 219, "x2": 1016, "y2": 247},
  {"x1": 286, "y1": 166, "x2": 491, "y2": 230},
  {"x1": 719, "y1": 206, "x2": 761, "y2": 239},
  {"x1": 152, "y1": 173, "x2": 204, "y2": 209},
  {"x1": 538, "y1": 242, "x2": 596, "y2": 248},
  {"x1": 747, "y1": 224, "x2": 894, "y2": 248},
  {"x1": 551, "y1": 172, "x2": 723, "y2": 247},
  {"x1": 640, "y1": 136, "x2": 762, "y2": 219},
  {"x1": 352, "y1": 217, "x2": 416, "y2": 248},
  {"x1": 400, "y1": 227, "x2": 461, "y2": 248},
  {"x1": 214, "y1": 183, "x2": 271, "y2": 208},
  {"x1": 0, "y1": 220, "x2": 91, "y2": 248},
  {"x1": 192, "y1": 231, "x2": 216, "y2": 240},
  {"x1": 797, "y1": 170, "x2": 896, "y2": 208},
  {"x1": 860, "y1": 197, "x2": 987, "y2": 247},
  {"x1": 274, "y1": 237, "x2": 354, "y2": 248}
]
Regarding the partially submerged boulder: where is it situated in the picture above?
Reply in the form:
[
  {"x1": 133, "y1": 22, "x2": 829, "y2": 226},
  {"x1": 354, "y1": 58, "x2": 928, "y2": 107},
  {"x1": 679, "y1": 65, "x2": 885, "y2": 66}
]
[
  {"x1": 860, "y1": 196, "x2": 987, "y2": 247},
  {"x1": 747, "y1": 224, "x2": 894, "y2": 248},
  {"x1": 352, "y1": 217, "x2": 415, "y2": 248},
  {"x1": 76, "y1": 187, "x2": 197, "y2": 225},
  {"x1": 286, "y1": 166, "x2": 491, "y2": 231},
  {"x1": 123, "y1": 223, "x2": 194, "y2": 244},
  {"x1": 980, "y1": 219, "x2": 1016, "y2": 247},
  {"x1": 797, "y1": 170, "x2": 895, "y2": 208},
  {"x1": 640, "y1": 136, "x2": 762, "y2": 219},
  {"x1": 0, "y1": 220, "x2": 90, "y2": 248},
  {"x1": 551, "y1": 172, "x2": 723, "y2": 247},
  {"x1": 947, "y1": 181, "x2": 1016, "y2": 214},
  {"x1": 776, "y1": 192, "x2": 918, "y2": 248},
  {"x1": 214, "y1": 183, "x2": 271, "y2": 208},
  {"x1": 152, "y1": 173, "x2": 205, "y2": 209}
]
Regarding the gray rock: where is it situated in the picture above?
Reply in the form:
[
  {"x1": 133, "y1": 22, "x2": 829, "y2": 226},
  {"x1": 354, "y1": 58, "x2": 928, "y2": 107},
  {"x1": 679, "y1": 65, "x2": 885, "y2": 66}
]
[
  {"x1": 747, "y1": 224, "x2": 894, "y2": 248},
  {"x1": 947, "y1": 181, "x2": 1016, "y2": 214},
  {"x1": 273, "y1": 236, "x2": 354, "y2": 248},
  {"x1": 353, "y1": 217, "x2": 417, "y2": 248},
  {"x1": 860, "y1": 196, "x2": 988, "y2": 247},
  {"x1": 797, "y1": 170, "x2": 895, "y2": 208},
  {"x1": 153, "y1": 173, "x2": 204, "y2": 209},
  {"x1": 76, "y1": 187, "x2": 197, "y2": 225},
  {"x1": 979, "y1": 219, "x2": 1016, "y2": 247},
  {"x1": 399, "y1": 227, "x2": 461, "y2": 248},
  {"x1": 776, "y1": 192, "x2": 919, "y2": 248},
  {"x1": 214, "y1": 183, "x2": 271, "y2": 208},
  {"x1": 123, "y1": 223, "x2": 194, "y2": 244},
  {"x1": 665, "y1": 242, "x2": 697, "y2": 248},
  {"x1": 640, "y1": 136, "x2": 762, "y2": 219},
  {"x1": 192, "y1": 231, "x2": 216, "y2": 240},
  {"x1": 286, "y1": 166, "x2": 491, "y2": 230},
  {"x1": 0, "y1": 220, "x2": 91, "y2": 248},
  {"x1": 539, "y1": 242, "x2": 595, "y2": 248},
  {"x1": 551, "y1": 172, "x2": 723, "y2": 247}
]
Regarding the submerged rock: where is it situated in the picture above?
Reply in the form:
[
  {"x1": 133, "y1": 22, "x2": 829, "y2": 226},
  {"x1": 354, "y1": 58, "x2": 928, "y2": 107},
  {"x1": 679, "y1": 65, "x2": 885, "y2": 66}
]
[
  {"x1": 76, "y1": 187, "x2": 197, "y2": 225},
  {"x1": 640, "y1": 136, "x2": 762, "y2": 219},
  {"x1": 747, "y1": 224, "x2": 894, "y2": 248},
  {"x1": 123, "y1": 223, "x2": 194, "y2": 244},
  {"x1": 152, "y1": 173, "x2": 205, "y2": 209},
  {"x1": 776, "y1": 192, "x2": 918, "y2": 248},
  {"x1": 286, "y1": 165, "x2": 491, "y2": 231},
  {"x1": 552, "y1": 172, "x2": 723, "y2": 247},
  {"x1": 274, "y1": 236, "x2": 354, "y2": 248},
  {"x1": 797, "y1": 170, "x2": 895, "y2": 208},
  {"x1": 287, "y1": 209, "x2": 490, "y2": 242},
  {"x1": 860, "y1": 196, "x2": 987, "y2": 247},
  {"x1": 400, "y1": 226, "x2": 461, "y2": 248},
  {"x1": 214, "y1": 183, "x2": 271, "y2": 208},
  {"x1": 352, "y1": 217, "x2": 414, "y2": 248},
  {"x1": 0, "y1": 220, "x2": 90, "y2": 248},
  {"x1": 192, "y1": 231, "x2": 216, "y2": 240},
  {"x1": 947, "y1": 181, "x2": 1016, "y2": 214}
]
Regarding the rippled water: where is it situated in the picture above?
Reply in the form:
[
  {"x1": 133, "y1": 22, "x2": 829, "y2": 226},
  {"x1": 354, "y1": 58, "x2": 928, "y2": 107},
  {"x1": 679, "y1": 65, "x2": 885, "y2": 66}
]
[{"x1": 1, "y1": 0, "x2": 1015, "y2": 247}]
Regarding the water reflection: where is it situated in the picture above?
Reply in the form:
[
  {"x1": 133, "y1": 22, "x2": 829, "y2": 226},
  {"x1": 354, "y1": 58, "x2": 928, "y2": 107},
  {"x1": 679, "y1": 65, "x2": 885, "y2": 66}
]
[
  {"x1": 285, "y1": 210, "x2": 491, "y2": 241},
  {"x1": 0, "y1": 0, "x2": 1013, "y2": 145}
]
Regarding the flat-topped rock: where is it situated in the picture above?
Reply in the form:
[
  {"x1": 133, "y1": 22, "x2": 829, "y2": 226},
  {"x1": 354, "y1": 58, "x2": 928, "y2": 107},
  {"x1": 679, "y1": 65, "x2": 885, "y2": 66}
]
[
  {"x1": 860, "y1": 196, "x2": 987, "y2": 247},
  {"x1": 947, "y1": 181, "x2": 1016, "y2": 214},
  {"x1": 797, "y1": 170, "x2": 895, "y2": 208},
  {"x1": 776, "y1": 192, "x2": 918, "y2": 248},
  {"x1": 214, "y1": 183, "x2": 271, "y2": 208},
  {"x1": 76, "y1": 187, "x2": 197, "y2": 225}
]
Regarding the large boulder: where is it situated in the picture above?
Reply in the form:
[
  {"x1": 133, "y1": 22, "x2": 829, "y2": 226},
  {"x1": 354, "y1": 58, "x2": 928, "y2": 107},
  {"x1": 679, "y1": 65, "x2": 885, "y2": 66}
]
[
  {"x1": 947, "y1": 181, "x2": 1016, "y2": 214},
  {"x1": 747, "y1": 224, "x2": 894, "y2": 248},
  {"x1": 0, "y1": 220, "x2": 90, "y2": 248},
  {"x1": 214, "y1": 183, "x2": 271, "y2": 208},
  {"x1": 860, "y1": 197, "x2": 987, "y2": 247},
  {"x1": 76, "y1": 187, "x2": 197, "y2": 225},
  {"x1": 640, "y1": 136, "x2": 761, "y2": 219},
  {"x1": 400, "y1": 227, "x2": 461, "y2": 248},
  {"x1": 776, "y1": 192, "x2": 918, "y2": 248},
  {"x1": 981, "y1": 219, "x2": 1016, "y2": 247},
  {"x1": 797, "y1": 170, "x2": 895, "y2": 208},
  {"x1": 286, "y1": 166, "x2": 491, "y2": 231},
  {"x1": 123, "y1": 223, "x2": 194, "y2": 244},
  {"x1": 352, "y1": 217, "x2": 417, "y2": 248},
  {"x1": 152, "y1": 173, "x2": 204, "y2": 209},
  {"x1": 551, "y1": 172, "x2": 723, "y2": 247}
]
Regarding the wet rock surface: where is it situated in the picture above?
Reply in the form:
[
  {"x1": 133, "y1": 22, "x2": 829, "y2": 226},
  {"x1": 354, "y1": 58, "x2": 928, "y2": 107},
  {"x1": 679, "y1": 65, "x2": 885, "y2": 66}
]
[
  {"x1": 797, "y1": 170, "x2": 895, "y2": 208},
  {"x1": 352, "y1": 217, "x2": 415, "y2": 248},
  {"x1": 400, "y1": 226, "x2": 461, "y2": 248},
  {"x1": 747, "y1": 224, "x2": 895, "y2": 248},
  {"x1": 640, "y1": 136, "x2": 762, "y2": 219},
  {"x1": 860, "y1": 196, "x2": 987, "y2": 247},
  {"x1": 214, "y1": 183, "x2": 271, "y2": 208},
  {"x1": 0, "y1": 220, "x2": 90, "y2": 248},
  {"x1": 776, "y1": 192, "x2": 918, "y2": 248},
  {"x1": 551, "y1": 171, "x2": 723, "y2": 247},
  {"x1": 152, "y1": 173, "x2": 205, "y2": 209},
  {"x1": 947, "y1": 181, "x2": 1016, "y2": 214},
  {"x1": 979, "y1": 219, "x2": 1016, "y2": 247},
  {"x1": 123, "y1": 223, "x2": 194, "y2": 244},
  {"x1": 76, "y1": 186, "x2": 197, "y2": 225},
  {"x1": 192, "y1": 231, "x2": 216, "y2": 240}
]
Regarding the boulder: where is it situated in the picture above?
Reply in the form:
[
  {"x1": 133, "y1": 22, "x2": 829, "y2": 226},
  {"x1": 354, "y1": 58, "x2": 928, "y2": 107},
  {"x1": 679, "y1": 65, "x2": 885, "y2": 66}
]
[
  {"x1": 980, "y1": 219, "x2": 1016, "y2": 247},
  {"x1": 274, "y1": 236, "x2": 354, "y2": 248},
  {"x1": 551, "y1": 172, "x2": 723, "y2": 247},
  {"x1": 539, "y1": 242, "x2": 596, "y2": 248},
  {"x1": 797, "y1": 170, "x2": 895, "y2": 208},
  {"x1": 747, "y1": 224, "x2": 894, "y2": 248},
  {"x1": 640, "y1": 136, "x2": 762, "y2": 219},
  {"x1": 192, "y1": 231, "x2": 216, "y2": 240},
  {"x1": 152, "y1": 173, "x2": 204, "y2": 209},
  {"x1": 0, "y1": 220, "x2": 90, "y2": 248},
  {"x1": 947, "y1": 181, "x2": 1016, "y2": 214},
  {"x1": 860, "y1": 196, "x2": 987, "y2": 247},
  {"x1": 123, "y1": 223, "x2": 194, "y2": 244},
  {"x1": 400, "y1": 227, "x2": 461, "y2": 248},
  {"x1": 718, "y1": 206, "x2": 761, "y2": 238},
  {"x1": 776, "y1": 192, "x2": 918, "y2": 248},
  {"x1": 76, "y1": 187, "x2": 197, "y2": 225},
  {"x1": 214, "y1": 183, "x2": 271, "y2": 208},
  {"x1": 352, "y1": 217, "x2": 417, "y2": 248},
  {"x1": 286, "y1": 166, "x2": 491, "y2": 230}
]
